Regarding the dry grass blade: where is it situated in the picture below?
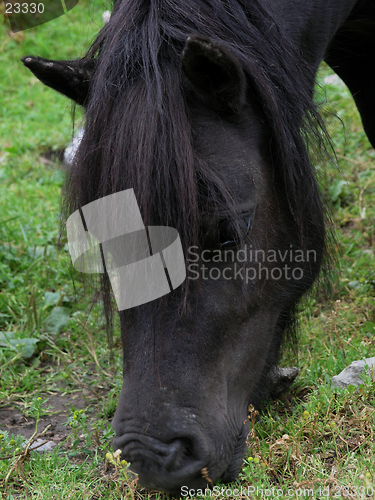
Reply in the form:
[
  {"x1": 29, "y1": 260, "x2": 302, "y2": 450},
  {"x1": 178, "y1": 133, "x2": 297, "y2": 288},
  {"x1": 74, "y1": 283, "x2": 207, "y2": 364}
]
[{"x1": 3, "y1": 424, "x2": 51, "y2": 488}]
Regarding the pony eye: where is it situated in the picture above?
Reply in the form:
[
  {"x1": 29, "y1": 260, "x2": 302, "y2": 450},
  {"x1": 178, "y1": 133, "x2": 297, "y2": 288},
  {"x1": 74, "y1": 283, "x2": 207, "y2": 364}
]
[{"x1": 219, "y1": 214, "x2": 252, "y2": 247}]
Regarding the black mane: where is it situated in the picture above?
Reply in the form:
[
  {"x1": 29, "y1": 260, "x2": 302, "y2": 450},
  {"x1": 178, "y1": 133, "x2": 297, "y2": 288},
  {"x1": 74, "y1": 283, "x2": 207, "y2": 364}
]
[{"x1": 63, "y1": 0, "x2": 327, "y2": 318}]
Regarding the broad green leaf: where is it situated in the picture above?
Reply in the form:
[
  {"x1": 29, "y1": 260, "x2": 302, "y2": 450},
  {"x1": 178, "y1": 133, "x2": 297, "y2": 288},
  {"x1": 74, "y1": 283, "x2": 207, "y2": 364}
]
[
  {"x1": 44, "y1": 307, "x2": 70, "y2": 334},
  {"x1": 0, "y1": 331, "x2": 16, "y2": 345},
  {"x1": 7, "y1": 338, "x2": 39, "y2": 358},
  {"x1": 44, "y1": 291, "x2": 61, "y2": 306}
]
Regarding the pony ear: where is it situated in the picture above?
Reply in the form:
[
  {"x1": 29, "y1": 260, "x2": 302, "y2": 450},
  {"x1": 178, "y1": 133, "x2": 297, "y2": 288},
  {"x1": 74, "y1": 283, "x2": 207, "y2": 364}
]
[
  {"x1": 181, "y1": 36, "x2": 246, "y2": 113},
  {"x1": 21, "y1": 56, "x2": 96, "y2": 106}
]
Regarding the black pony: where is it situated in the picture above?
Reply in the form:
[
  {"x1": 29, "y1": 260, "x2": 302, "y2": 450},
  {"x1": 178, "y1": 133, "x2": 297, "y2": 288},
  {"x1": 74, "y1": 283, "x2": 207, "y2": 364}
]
[{"x1": 23, "y1": 0, "x2": 375, "y2": 493}]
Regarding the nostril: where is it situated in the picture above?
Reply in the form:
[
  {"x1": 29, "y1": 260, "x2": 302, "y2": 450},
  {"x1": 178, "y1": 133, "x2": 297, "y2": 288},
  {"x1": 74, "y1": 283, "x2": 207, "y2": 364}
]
[
  {"x1": 165, "y1": 437, "x2": 196, "y2": 471},
  {"x1": 164, "y1": 439, "x2": 184, "y2": 470}
]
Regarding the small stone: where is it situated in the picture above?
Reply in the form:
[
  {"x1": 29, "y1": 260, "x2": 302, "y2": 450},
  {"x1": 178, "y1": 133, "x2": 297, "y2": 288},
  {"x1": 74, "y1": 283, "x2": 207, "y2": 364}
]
[
  {"x1": 331, "y1": 357, "x2": 375, "y2": 389},
  {"x1": 25, "y1": 439, "x2": 57, "y2": 453},
  {"x1": 323, "y1": 74, "x2": 343, "y2": 86},
  {"x1": 63, "y1": 128, "x2": 85, "y2": 167},
  {"x1": 102, "y1": 11, "x2": 111, "y2": 24}
]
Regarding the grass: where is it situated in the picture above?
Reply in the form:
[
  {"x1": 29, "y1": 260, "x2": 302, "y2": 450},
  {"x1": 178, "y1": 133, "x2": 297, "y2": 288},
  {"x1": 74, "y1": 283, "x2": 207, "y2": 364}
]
[{"x1": 0, "y1": 3, "x2": 374, "y2": 499}]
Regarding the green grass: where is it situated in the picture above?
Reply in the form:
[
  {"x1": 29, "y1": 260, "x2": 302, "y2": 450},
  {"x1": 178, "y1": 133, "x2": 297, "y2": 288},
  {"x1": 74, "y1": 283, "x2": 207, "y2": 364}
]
[{"x1": 0, "y1": 5, "x2": 374, "y2": 499}]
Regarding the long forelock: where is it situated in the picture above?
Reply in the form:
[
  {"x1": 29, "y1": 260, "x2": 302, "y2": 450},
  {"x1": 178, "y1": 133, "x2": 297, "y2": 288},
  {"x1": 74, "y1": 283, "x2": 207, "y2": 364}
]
[{"x1": 63, "y1": 0, "x2": 328, "y2": 321}]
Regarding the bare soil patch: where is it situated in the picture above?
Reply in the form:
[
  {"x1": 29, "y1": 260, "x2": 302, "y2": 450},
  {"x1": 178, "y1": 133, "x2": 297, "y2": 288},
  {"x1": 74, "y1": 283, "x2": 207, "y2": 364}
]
[{"x1": 0, "y1": 363, "x2": 110, "y2": 444}]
